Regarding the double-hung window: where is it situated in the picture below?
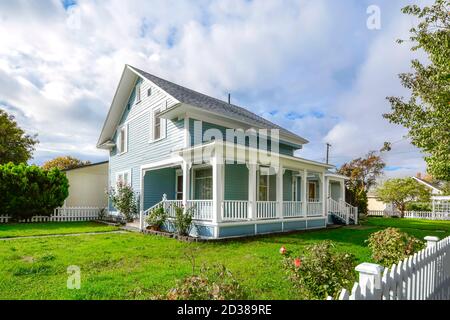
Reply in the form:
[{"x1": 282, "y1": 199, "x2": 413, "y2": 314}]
[
  {"x1": 116, "y1": 170, "x2": 131, "y2": 186},
  {"x1": 258, "y1": 167, "x2": 270, "y2": 201},
  {"x1": 135, "y1": 83, "x2": 141, "y2": 103},
  {"x1": 118, "y1": 125, "x2": 128, "y2": 154},
  {"x1": 150, "y1": 106, "x2": 166, "y2": 142},
  {"x1": 194, "y1": 167, "x2": 212, "y2": 200}
]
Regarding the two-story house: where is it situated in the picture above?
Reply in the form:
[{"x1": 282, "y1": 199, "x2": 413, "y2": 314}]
[{"x1": 97, "y1": 65, "x2": 357, "y2": 239}]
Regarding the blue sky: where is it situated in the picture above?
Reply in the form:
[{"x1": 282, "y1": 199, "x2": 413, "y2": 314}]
[{"x1": 0, "y1": 0, "x2": 430, "y2": 179}]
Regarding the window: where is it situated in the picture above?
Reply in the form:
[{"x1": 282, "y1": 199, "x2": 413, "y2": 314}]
[
  {"x1": 135, "y1": 83, "x2": 141, "y2": 103},
  {"x1": 150, "y1": 107, "x2": 166, "y2": 142},
  {"x1": 116, "y1": 170, "x2": 131, "y2": 186},
  {"x1": 258, "y1": 168, "x2": 270, "y2": 201},
  {"x1": 118, "y1": 125, "x2": 128, "y2": 154},
  {"x1": 194, "y1": 167, "x2": 212, "y2": 200},
  {"x1": 176, "y1": 172, "x2": 183, "y2": 200},
  {"x1": 154, "y1": 110, "x2": 161, "y2": 140},
  {"x1": 147, "y1": 88, "x2": 152, "y2": 97}
]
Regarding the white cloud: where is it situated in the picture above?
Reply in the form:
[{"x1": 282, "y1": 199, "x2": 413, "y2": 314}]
[{"x1": 0, "y1": 0, "x2": 429, "y2": 178}]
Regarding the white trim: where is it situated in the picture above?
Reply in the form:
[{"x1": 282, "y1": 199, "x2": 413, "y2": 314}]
[
  {"x1": 141, "y1": 156, "x2": 183, "y2": 171},
  {"x1": 412, "y1": 176, "x2": 442, "y2": 194}
]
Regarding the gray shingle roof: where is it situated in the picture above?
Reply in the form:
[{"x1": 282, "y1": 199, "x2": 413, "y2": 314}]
[{"x1": 129, "y1": 65, "x2": 308, "y2": 144}]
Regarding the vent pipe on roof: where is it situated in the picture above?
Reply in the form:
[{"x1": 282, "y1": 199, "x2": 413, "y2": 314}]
[{"x1": 228, "y1": 93, "x2": 231, "y2": 104}]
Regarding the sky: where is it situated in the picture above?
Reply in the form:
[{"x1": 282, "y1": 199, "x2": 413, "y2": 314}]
[{"x1": 0, "y1": 0, "x2": 431, "y2": 180}]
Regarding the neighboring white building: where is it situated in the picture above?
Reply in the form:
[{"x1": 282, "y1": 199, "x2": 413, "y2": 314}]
[
  {"x1": 63, "y1": 161, "x2": 108, "y2": 208},
  {"x1": 412, "y1": 176, "x2": 444, "y2": 195}
]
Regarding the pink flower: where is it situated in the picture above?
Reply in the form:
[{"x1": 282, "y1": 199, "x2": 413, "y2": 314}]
[
  {"x1": 279, "y1": 246, "x2": 287, "y2": 255},
  {"x1": 294, "y1": 258, "x2": 301, "y2": 268}
]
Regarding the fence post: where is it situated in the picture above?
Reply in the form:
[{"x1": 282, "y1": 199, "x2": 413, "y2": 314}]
[
  {"x1": 424, "y1": 236, "x2": 439, "y2": 249},
  {"x1": 355, "y1": 262, "x2": 384, "y2": 299}
]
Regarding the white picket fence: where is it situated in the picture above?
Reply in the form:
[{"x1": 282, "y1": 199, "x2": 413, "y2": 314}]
[
  {"x1": 329, "y1": 235, "x2": 450, "y2": 300},
  {"x1": 0, "y1": 206, "x2": 101, "y2": 223},
  {"x1": 368, "y1": 210, "x2": 450, "y2": 220}
]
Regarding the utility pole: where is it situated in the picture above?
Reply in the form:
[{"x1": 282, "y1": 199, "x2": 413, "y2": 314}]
[{"x1": 326, "y1": 143, "x2": 331, "y2": 164}]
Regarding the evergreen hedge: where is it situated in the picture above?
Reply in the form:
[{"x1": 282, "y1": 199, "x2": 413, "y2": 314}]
[{"x1": 0, "y1": 163, "x2": 69, "y2": 219}]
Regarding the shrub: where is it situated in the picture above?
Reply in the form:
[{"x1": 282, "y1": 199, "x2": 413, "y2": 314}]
[
  {"x1": 145, "y1": 206, "x2": 167, "y2": 230},
  {"x1": 281, "y1": 241, "x2": 356, "y2": 299},
  {"x1": 366, "y1": 227, "x2": 424, "y2": 267},
  {"x1": 173, "y1": 205, "x2": 194, "y2": 236},
  {"x1": 107, "y1": 181, "x2": 138, "y2": 222},
  {"x1": 0, "y1": 162, "x2": 69, "y2": 220},
  {"x1": 405, "y1": 202, "x2": 432, "y2": 212},
  {"x1": 165, "y1": 264, "x2": 247, "y2": 300}
]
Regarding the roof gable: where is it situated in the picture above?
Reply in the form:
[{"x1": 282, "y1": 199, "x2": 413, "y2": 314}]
[{"x1": 98, "y1": 65, "x2": 308, "y2": 147}]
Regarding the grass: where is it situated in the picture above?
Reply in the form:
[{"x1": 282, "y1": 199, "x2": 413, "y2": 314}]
[
  {"x1": 0, "y1": 218, "x2": 449, "y2": 300},
  {"x1": 0, "y1": 221, "x2": 119, "y2": 238}
]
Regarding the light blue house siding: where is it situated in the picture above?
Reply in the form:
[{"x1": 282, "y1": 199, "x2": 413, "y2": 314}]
[
  {"x1": 108, "y1": 78, "x2": 184, "y2": 211},
  {"x1": 189, "y1": 119, "x2": 298, "y2": 156}
]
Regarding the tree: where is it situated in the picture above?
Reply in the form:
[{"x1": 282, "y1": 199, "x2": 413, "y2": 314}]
[
  {"x1": 42, "y1": 156, "x2": 91, "y2": 171},
  {"x1": 384, "y1": 0, "x2": 450, "y2": 181},
  {"x1": 338, "y1": 151, "x2": 386, "y2": 214},
  {"x1": 0, "y1": 109, "x2": 38, "y2": 164},
  {"x1": 376, "y1": 177, "x2": 431, "y2": 217},
  {"x1": 338, "y1": 151, "x2": 386, "y2": 192}
]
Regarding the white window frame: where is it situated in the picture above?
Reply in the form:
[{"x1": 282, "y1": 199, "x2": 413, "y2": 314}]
[
  {"x1": 149, "y1": 106, "x2": 167, "y2": 143},
  {"x1": 117, "y1": 124, "x2": 128, "y2": 155},
  {"x1": 175, "y1": 169, "x2": 183, "y2": 200},
  {"x1": 135, "y1": 83, "x2": 141, "y2": 104},
  {"x1": 115, "y1": 169, "x2": 132, "y2": 187}
]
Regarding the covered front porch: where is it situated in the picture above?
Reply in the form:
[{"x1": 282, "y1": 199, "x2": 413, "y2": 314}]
[{"x1": 139, "y1": 142, "x2": 355, "y2": 238}]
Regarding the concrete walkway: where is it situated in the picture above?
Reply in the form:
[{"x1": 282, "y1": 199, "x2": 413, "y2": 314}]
[{"x1": 0, "y1": 230, "x2": 127, "y2": 241}]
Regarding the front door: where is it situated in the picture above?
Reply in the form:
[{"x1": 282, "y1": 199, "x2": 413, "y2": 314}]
[{"x1": 176, "y1": 174, "x2": 183, "y2": 200}]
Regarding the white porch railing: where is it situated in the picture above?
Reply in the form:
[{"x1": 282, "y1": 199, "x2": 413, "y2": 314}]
[
  {"x1": 307, "y1": 201, "x2": 323, "y2": 216},
  {"x1": 186, "y1": 200, "x2": 213, "y2": 220},
  {"x1": 222, "y1": 200, "x2": 248, "y2": 221},
  {"x1": 283, "y1": 201, "x2": 303, "y2": 218},
  {"x1": 256, "y1": 201, "x2": 278, "y2": 219},
  {"x1": 143, "y1": 197, "x2": 213, "y2": 221},
  {"x1": 329, "y1": 236, "x2": 450, "y2": 300},
  {"x1": 368, "y1": 210, "x2": 450, "y2": 220},
  {"x1": 0, "y1": 206, "x2": 101, "y2": 224}
]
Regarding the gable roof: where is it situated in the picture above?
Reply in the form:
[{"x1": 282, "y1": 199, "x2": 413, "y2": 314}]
[
  {"x1": 412, "y1": 176, "x2": 443, "y2": 194},
  {"x1": 97, "y1": 64, "x2": 308, "y2": 147},
  {"x1": 128, "y1": 65, "x2": 308, "y2": 144}
]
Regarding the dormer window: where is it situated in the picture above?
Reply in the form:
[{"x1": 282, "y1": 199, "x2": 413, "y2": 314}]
[{"x1": 135, "y1": 83, "x2": 141, "y2": 103}]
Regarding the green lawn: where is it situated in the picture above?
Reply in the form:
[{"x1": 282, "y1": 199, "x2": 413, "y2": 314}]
[
  {"x1": 0, "y1": 218, "x2": 448, "y2": 300},
  {"x1": 0, "y1": 221, "x2": 119, "y2": 238}
]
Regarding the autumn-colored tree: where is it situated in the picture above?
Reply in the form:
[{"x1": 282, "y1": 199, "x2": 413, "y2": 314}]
[
  {"x1": 376, "y1": 177, "x2": 431, "y2": 217},
  {"x1": 0, "y1": 109, "x2": 38, "y2": 164},
  {"x1": 338, "y1": 151, "x2": 386, "y2": 215},
  {"x1": 338, "y1": 151, "x2": 386, "y2": 192},
  {"x1": 42, "y1": 156, "x2": 91, "y2": 171},
  {"x1": 384, "y1": 0, "x2": 450, "y2": 181}
]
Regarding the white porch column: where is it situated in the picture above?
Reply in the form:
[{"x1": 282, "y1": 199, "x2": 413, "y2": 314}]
[
  {"x1": 340, "y1": 180, "x2": 346, "y2": 203},
  {"x1": 212, "y1": 155, "x2": 224, "y2": 224},
  {"x1": 247, "y1": 163, "x2": 257, "y2": 220},
  {"x1": 302, "y1": 169, "x2": 308, "y2": 217},
  {"x1": 321, "y1": 172, "x2": 327, "y2": 217},
  {"x1": 139, "y1": 169, "x2": 145, "y2": 231},
  {"x1": 276, "y1": 166, "x2": 284, "y2": 218},
  {"x1": 182, "y1": 160, "x2": 191, "y2": 207}
]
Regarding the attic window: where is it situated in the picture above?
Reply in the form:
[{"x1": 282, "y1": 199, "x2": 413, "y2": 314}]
[
  {"x1": 136, "y1": 83, "x2": 141, "y2": 103},
  {"x1": 147, "y1": 88, "x2": 152, "y2": 97}
]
